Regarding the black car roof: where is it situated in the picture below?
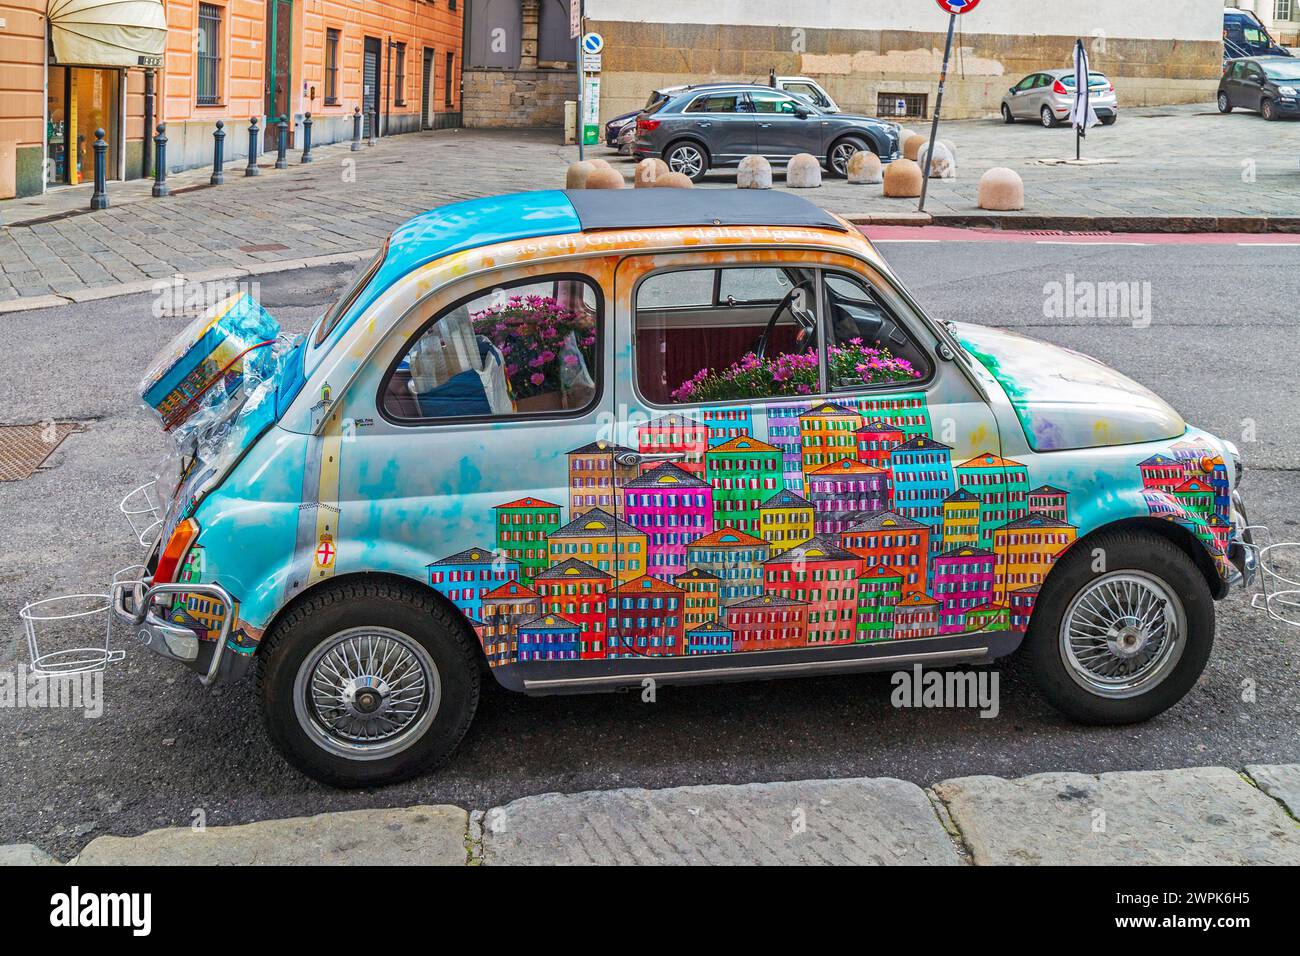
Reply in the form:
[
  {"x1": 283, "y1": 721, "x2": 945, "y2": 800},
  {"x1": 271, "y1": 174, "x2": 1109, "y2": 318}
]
[{"x1": 563, "y1": 189, "x2": 848, "y2": 233}]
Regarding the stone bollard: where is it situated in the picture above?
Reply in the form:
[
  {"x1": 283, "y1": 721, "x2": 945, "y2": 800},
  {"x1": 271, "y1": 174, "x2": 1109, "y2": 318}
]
[
  {"x1": 368, "y1": 108, "x2": 378, "y2": 146},
  {"x1": 566, "y1": 161, "x2": 595, "y2": 188},
  {"x1": 246, "y1": 117, "x2": 260, "y2": 176},
  {"x1": 301, "y1": 113, "x2": 313, "y2": 163},
  {"x1": 737, "y1": 155, "x2": 772, "y2": 189},
  {"x1": 786, "y1": 152, "x2": 822, "y2": 188},
  {"x1": 210, "y1": 120, "x2": 226, "y2": 185},
  {"x1": 634, "y1": 158, "x2": 668, "y2": 187},
  {"x1": 275, "y1": 115, "x2": 288, "y2": 169},
  {"x1": 151, "y1": 123, "x2": 169, "y2": 197},
  {"x1": 918, "y1": 141, "x2": 957, "y2": 179},
  {"x1": 846, "y1": 150, "x2": 882, "y2": 185},
  {"x1": 883, "y1": 158, "x2": 923, "y2": 198},
  {"x1": 90, "y1": 128, "x2": 109, "y2": 210},
  {"x1": 351, "y1": 107, "x2": 363, "y2": 151},
  {"x1": 584, "y1": 167, "x2": 625, "y2": 189},
  {"x1": 656, "y1": 171, "x2": 693, "y2": 189},
  {"x1": 902, "y1": 133, "x2": 928, "y2": 161},
  {"x1": 978, "y1": 167, "x2": 1025, "y2": 210}
]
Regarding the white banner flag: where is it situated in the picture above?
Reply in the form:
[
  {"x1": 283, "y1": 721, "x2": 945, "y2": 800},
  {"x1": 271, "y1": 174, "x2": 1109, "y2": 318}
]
[{"x1": 1070, "y1": 39, "x2": 1100, "y2": 135}]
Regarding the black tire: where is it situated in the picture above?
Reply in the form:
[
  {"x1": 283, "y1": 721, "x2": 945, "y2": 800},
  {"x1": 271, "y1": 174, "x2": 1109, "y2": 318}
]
[
  {"x1": 257, "y1": 577, "x2": 480, "y2": 788},
  {"x1": 1100, "y1": 114, "x2": 1117, "y2": 126},
  {"x1": 1262, "y1": 97, "x2": 1279, "y2": 121},
  {"x1": 1024, "y1": 530, "x2": 1214, "y2": 725},
  {"x1": 1040, "y1": 105, "x2": 1058, "y2": 128},
  {"x1": 1001, "y1": 103, "x2": 1015, "y2": 124},
  {"x1": 663, "y1": 140, "x2": 710, "y2": 182},
  {"x1": 826, "y1": 135, "x2": 870, "y2": 177},
  {"x1": 1217, "y1": 91, "x2": 1232, "y2": 114}
]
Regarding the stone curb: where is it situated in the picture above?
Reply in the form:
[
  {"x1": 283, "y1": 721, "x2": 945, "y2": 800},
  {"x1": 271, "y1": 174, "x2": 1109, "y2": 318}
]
[
  {"x1": 0, "y1": 249, "x2": 377, "y2": 316},
  {"x1": 5, "y1": 764, "x2": 1297, "y2": 865},
  {"x1": 842, "y1": 212, "x2": 1300, "y2": 233}
]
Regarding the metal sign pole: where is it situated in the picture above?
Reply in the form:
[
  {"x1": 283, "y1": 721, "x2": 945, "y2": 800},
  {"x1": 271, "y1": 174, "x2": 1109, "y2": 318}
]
[
  {"x1": 575, "y1": 0, "x2": 584, "y2": 160},
  {"x1": 918, "y1": 12, "x2": 957, "y2": 214}
]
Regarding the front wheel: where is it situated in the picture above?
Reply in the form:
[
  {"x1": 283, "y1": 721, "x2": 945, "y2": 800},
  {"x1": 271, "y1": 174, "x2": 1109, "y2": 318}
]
[
  {"x1": 1262, "y1": 97, "x2": 1280, "y2": 121},
  {"x1": 664, "y1": 141, "x2": 710, "y2": 182},
  {"x1": 257, "y1": 578, "x2": 480, "y2": 788},
  {"x1": 826, "y1": 136, "x2": 870, "y2": 177},
  {"x1": 1024, "y1": 530, "x2": 1214, "y2": 725},
  {"x1": 1217, "y1": 91, "x2": 1232, "y2": 113},
  {"x1": 1001, "y1": 103, "x2": 1015, "y2": 124}
]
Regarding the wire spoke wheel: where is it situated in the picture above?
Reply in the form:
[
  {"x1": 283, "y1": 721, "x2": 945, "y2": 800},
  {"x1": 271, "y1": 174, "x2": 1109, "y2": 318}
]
[
  {"x1": 1059, "y1": 571, "x2": 1185, "y2": 699},
  {"x1": 293, "y1": 626, "x2": 440, "y2": 760}
]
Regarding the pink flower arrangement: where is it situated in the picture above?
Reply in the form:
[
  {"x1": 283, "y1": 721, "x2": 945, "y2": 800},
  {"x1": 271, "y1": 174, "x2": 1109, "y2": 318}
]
[
  {"x1": 671, "y1": 341, "x2": 920, "y2": 403},
  {"x1": 471, "y1": 294, "x2": 596, "y2": 401}
]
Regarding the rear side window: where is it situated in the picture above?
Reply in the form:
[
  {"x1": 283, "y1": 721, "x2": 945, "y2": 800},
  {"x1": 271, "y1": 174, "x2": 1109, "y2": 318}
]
[
  {"x1": 382, "y1": 276, "x2": 601, "y2": 423},
  {"x1": 686, "y1": 94, "x2": 744, "y2": 113},
  {"x1": 313, "y1": 242, "x2": 387, "y2": 346}
]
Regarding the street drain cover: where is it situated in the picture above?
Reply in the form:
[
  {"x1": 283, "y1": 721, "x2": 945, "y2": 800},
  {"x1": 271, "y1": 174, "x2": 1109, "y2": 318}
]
[{"x1": 0, "y1": 422, "x2": 82, "y2": 481}]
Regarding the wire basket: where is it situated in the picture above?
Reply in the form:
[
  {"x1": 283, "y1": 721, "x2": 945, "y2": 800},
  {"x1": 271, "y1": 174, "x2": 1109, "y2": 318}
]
[
  {"x1": 19, "y1": 592, "x2": 124, "y2": 676},
  {"x1": 120, "y1": 480, "x2": 164, "y2": 549},
  {"x1": 1241, "y1": 525, "x2": 1300, "y2": 628}
]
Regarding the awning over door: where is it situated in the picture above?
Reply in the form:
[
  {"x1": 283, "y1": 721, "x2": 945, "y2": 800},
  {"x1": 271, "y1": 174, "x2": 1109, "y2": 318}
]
[{"x1": 47, "y1": 0, "x2": 167, "y2": 68}]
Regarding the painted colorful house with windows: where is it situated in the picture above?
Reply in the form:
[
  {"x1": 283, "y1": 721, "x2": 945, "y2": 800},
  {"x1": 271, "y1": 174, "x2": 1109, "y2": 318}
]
[
  {"x1": 799, "y1": 402, "x2": 864, "y2": 490},
  {"x1": 516, "y1": 614, "x2": 582, "y2": 662},
  {"x1": 638, "y1": 414, "x2": 709, "y2": 478},
  {"x1": 548, "y1": 508, "x2": 647, "y2": 583},
  {"x1": 855, "y1": 420, "x2": 906, "y2": 505},
  {"x1": 623, "y1": 463, "x2": 714, "y2": 581},
  {"x1": 726, "y1": 594, "x2": 809, "y2": 651},
  {"x1": 701, "y1": 407, "x2": 753, "y2": 447},
  {"x1": 856, "y1": 392, "x2": 933, "y2": 438},
  {"x1": 766, "y1": 402, "x2": 817, "y2": 492},
  {"x1": 479, "y1": 581, "x2": 542, "y2": 667},
  {"x1": 685, "y1": 620, "x2": 734, "y2": 655},
  {"x1": 763, "y1": 536, "x2": 860, "y2": 645},
  {"x1": 1137, "y1": 454, "x2": 1185, "y2": 494},
  {"x1": 1172, "y1": 477, "x2": 1216, "y2": 520},
  {"x1": 705, "y1": 435, "x2": 783, "y2": 534},
  {"x1": 427, "y1": 547, "x2": 521, "y2": 623},
  {"x1": 856, "y1": 565, "x2": 903, "y2": 642},
  {"x1": 687, "y1": 528, "x2": 769, "y2": 603},
  {"x1": 532, "y1": 558, "x2": 611, "y2": 659},
  {"x1": 941, "y1": 489, "x2": 981, "y2": 553},
  {"x1": 966, "y1": 603, "x2": 1010, "y2": 632},
  {"x1": 893, "y1": 591, "x2": 941, "y2": 639},
  {"x1": 494, "y1": 496, "x2": 561, "y2": 586},
  {"x1": 759, "y1": 489, "x2": 816, "y2": 555},
  {"x1": 838, "y1": 510, "x2": 929, "y2": 591},
  {"x1": 807, "y1": 459, "x2": 888, "y2": 534},
  {"x1": 1009, "y1": 584, "x2": 1040, "y2": 631},
  {"x1": 566, "y1": 441, "x2": 638, "y2": 519},
  {"x1": 605, "y1": 575, "x2": 685, "y2": 657},
  {"x1": 956, "y1": 452, "x2": 1030, "y2": 547},
  {"x1": 993, "y1": 514, "x2": 1078, "y2": 601},
  {"x1": 1027, "y1": 485, "x2": 1070, "y2": 522},
  {"x1": 889, "y1": 436, "x2": 954, "y2": 532},
  {"x1": 676, "y1": 567, "x2": 721, "y2": 626},
  {"x1": 932, "y1": 547, "x2": 996, "y2": 635}
]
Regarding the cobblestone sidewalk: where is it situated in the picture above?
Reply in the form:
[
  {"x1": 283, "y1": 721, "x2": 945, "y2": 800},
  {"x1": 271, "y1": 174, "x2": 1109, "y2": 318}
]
[
  {"x1": 4, "y1": 764, "x2": 1298, "y2": 865},
  {"x1": 3, "y1": 105, "x2": 1299, "y2": 305}
]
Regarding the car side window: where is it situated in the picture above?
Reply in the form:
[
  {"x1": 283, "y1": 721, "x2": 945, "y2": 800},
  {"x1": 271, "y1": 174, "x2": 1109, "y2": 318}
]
[
  {"x1": 823, "y1": 272, "x2": 931, "y2": 392},
  {"x1": 1015, "y1": 75, "x2": 1037, "y2": 92},
  {"x1": 382, "y1": 277, "x2": 601, "y2": 422},
  {"x1": 751, "y1": 91, "x2": 800, "y2": 114},
  {"x1": 688, "y1": 94, "x2": 743, "y2": 113}
]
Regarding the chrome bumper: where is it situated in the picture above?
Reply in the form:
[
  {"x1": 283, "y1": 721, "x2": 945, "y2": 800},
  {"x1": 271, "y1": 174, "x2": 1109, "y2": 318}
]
[{"x1": 111, "y1": 578, "x2": 234, "y2": 686}]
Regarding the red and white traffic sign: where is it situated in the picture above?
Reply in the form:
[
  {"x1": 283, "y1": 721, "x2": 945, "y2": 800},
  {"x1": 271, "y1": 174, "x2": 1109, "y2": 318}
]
[{"x1": 936, "y1": 0, "x2": 981, "y2": 13}]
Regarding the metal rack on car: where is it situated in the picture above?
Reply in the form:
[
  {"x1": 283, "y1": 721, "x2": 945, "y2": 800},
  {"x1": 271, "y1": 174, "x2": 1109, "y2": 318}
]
[{"x1": 1241, "y1": 525, "x2": 1300, "y2": 628}]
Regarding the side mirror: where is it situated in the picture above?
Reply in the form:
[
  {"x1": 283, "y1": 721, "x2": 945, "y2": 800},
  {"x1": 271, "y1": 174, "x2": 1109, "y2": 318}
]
[
  {"x1": 794, "y1": 105, "x2": 811, "y2": 118},
  {"x1": 1009, "y1": 86, "x2": 1017, "y2": 94}
]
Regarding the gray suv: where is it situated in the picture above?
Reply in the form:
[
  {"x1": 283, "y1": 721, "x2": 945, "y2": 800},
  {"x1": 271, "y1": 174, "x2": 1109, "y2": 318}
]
[{"x1": 632, "y1": 84, "x2": 901, "y2": 181}]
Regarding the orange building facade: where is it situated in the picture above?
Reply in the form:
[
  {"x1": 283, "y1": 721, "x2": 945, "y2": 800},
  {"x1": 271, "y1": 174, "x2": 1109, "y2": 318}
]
[{"x1": 0, "y1": 0, "x2": 463, "y2": 199}]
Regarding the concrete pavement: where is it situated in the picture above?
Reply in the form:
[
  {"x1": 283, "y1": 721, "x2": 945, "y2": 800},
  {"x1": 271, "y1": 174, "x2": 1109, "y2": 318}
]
[
  {"x1": 6, "y1": 765, "x2": 1295, "y2": 865},
  {"x1": 3, "y1": 105, "x2": 1299, "y2": 306}
]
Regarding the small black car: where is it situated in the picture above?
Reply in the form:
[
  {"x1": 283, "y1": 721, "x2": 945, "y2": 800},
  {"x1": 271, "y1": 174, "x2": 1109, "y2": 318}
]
[{"x1": 1218, "y1": 56, "x2": 1300, "y2": 120}]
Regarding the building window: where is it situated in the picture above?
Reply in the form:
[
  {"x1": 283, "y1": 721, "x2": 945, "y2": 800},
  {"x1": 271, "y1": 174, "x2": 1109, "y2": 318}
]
[
  {"x1": 1277, "y1": 0, "x2": 1293, "y2": 20},
  {"x1": 394, "y1": 43, "x2": 406, "y2": 106},
  {"x1": 445, "y1": 51, "x2": 455, "y2": 107},
  {"x1": 196, "y1": 4, "x2": 222, "y2": 106},
  {"x1": 325, "y1": 29, "x2": 340, "y2": 105}
]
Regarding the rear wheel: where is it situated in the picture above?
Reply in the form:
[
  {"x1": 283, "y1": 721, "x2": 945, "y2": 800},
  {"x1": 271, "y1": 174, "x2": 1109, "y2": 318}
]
[
  {"x1": 1024, "y1": 530, "x2": 1214, "y2": 725},
  {"x1": 1040, "y1": 105, "x2": 1058, "y2": 128},
  {"x1": 664, "y1": 140, "x2": 709, "y2": 182},
  {"x1": 1262, "y1": 97, "x2": 1280, "y2": 121},
  {"x1": 1100, "y1": 114, "x2": 1118, "y2": 126},
  {"x1": 1001, "y1": 103, "x2": 1015, "y2": 124},
  {"x1": 1217, "y1": 91, "x2": 1232, "y2": 113},
  {"x1": 257, "y1": 578, "x2": 480, "y2": 788},
  {"x1": 827, "y1": 136, "x2": 870, "y2": 177}
]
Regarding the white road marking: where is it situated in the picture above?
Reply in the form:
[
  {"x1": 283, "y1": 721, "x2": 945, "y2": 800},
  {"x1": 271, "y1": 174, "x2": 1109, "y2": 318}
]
[{"x1": 1035, "y1": 240, "x2": 1148, "y2": 246}]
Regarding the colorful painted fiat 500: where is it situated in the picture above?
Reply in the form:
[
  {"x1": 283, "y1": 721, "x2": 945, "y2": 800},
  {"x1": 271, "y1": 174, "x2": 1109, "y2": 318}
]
[{"x1": 116, "y1": 189, "x2": 1254, "y2": 786}]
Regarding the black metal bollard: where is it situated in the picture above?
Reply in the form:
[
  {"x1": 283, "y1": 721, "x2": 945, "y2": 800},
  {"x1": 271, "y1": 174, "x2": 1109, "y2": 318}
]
[
  {"x1": 351, "y1": 106, "x2": 362, "y2": 151},
  {"x1": 151, "y1": 123, "x2": 169, "y2": 197},
  {"x1": 368, "y1": 107, "x2": 377, "y2": 146},
  {"x1": 300, "y1": 112, "x2": 313, "y2": 163},
  {"x1": 245, "y1": 117, "x2": 260, "y2": 176},
  {"x1": 275, "y1": 115, "x2": 288, "y2": 169},
  {"x1": 210, "y1": 120, "x2": 225, "y2": 185},
  {"x1": 90, "y1": 128, "x2": 109, "y2": 210}
]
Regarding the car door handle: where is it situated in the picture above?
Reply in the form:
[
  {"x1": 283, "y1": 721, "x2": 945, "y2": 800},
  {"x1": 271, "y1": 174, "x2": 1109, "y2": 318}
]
[
  {"x1": 759, "y1": 122, "x2": 773, "y2": 128},
  {"x1": 614, "y1": 451, "x2": 685, "y2": 467},
  {"x1": 696, "y1": 121, "x2": 712, "y2": 128}
]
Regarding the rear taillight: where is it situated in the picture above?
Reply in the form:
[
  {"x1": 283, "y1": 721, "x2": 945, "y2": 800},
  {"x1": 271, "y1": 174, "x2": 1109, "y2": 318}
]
[
  {"x1": 155, "y1": 518, "x2": 199, "y2": 584},
  {"x1": 1052, "y1": 80, "x2": 1068, "y2": 95},
  {"x1": 637, "y1": 117, "x2": 661, "y2": 132}
]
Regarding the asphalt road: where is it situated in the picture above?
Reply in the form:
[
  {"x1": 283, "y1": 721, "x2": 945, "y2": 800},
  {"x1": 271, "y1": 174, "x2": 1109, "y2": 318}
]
[{"x1": 2, "y1": 238, "x2": 1297, "y2": 858}]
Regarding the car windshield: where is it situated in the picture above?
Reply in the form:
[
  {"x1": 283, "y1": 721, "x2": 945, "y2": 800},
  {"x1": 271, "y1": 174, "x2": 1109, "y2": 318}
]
[
  {"x1": 1059, "y1": 72, "x2": 1109, "y2": 89},
  {"x1": 1263, "y1": 61, "x2": 1300, "y2": 81}
]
